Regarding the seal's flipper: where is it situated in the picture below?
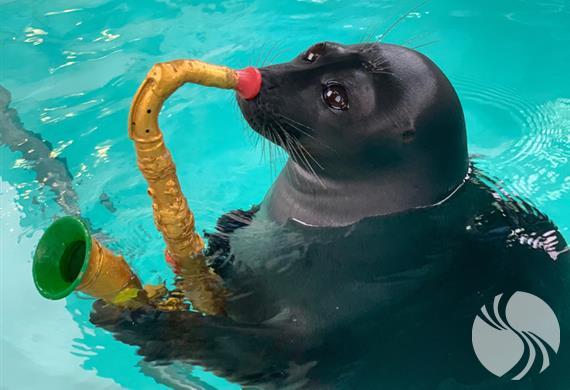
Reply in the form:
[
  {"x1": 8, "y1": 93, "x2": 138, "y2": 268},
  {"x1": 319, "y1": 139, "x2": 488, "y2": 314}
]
[
  {"x1": 90, "y1": 300, "x2": 305, "y2": 387},
  {"x1": 205, "y1": 206, "x2": 259, "y2": 274}
]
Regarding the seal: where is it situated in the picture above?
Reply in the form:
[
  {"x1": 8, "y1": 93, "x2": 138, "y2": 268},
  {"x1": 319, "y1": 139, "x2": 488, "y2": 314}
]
[
  {"x1": 238, "y1": 41, "x2": 468, "y2": 227},
  {"x1": 91, "y1": 42, "x2": 570, "y2": 389}
]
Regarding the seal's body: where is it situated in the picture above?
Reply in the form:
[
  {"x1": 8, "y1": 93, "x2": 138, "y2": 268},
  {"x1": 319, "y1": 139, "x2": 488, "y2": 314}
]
[{"x1": 92, "y1": 42, "x2": 570, "y2": 389}]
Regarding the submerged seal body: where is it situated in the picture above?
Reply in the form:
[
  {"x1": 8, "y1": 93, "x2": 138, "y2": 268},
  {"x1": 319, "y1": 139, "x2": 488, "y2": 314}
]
[{"x1": 92, "y1": 42, "x2": 570, "y2": 389}]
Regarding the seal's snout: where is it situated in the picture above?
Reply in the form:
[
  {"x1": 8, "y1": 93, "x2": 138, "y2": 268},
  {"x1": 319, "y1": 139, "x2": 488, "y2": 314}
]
[{"x1": 236, "y1": 67, "x2": 262, "y2": 100}]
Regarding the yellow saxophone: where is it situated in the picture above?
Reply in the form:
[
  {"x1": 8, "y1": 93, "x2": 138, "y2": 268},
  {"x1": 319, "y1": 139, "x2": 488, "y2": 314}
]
[{"x1": 32, "y1": 60, "x2": 262, "y2": 316}]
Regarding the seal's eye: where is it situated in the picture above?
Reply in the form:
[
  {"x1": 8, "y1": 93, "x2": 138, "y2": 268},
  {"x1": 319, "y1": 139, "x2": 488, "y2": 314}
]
[
  {"x1": 322, "y1": 83, "x2": 349, "y2": 111},
  {"x1": 303, "y1": 43, "x2": 326, "y2": 63}
]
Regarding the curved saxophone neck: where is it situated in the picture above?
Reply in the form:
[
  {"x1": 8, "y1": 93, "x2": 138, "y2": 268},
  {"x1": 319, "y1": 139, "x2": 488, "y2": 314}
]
[{"x1": 129, "y1": 60, "x2": 238, "y2": 143}]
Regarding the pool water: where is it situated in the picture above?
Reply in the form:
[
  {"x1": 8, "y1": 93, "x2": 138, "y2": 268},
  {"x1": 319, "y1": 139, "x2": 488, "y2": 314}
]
[{"x1": 1, "y1": 0, "x2": 568, "y2": 388}]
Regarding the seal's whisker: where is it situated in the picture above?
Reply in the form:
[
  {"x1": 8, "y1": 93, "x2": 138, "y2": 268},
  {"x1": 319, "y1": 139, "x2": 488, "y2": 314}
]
[
  {"x1": 283, "y1": 139, "x2": 304, "y2": 187},
  {"x1": 260, "y1": 129, "x2": 273, "y2": 165},
  {"x1": 296, "y1": 141, "x2": 324, "y2": 170},
  {"x1": 243, "y1": 121, "x2": 256, "y2": 146},
  {"x1": 282, "y1": 133, "x2": 299, "y2": 163},
  {"x1": 296, "y1": 144, "x2": 326, "y2": 189},
  {"x1": 371, "y1": 66, "x2": 403, "y2": 82},
  {"x1": 277, "y1": 123, "x2": 304, "y2": 161},
  {"x1": 361, "y1": 23, "x2": 378, "y2": 43},
  {"x1": 261, "y1": 40, "x2": 283, "y2": 68},
  {"x1": 359, "y1": 17, "x2": 375, "y2": 42},
  {"x1": 277, "y1": 113, "x2": 313, "y2": 131},
  {"x1": 364, "y1": 58, "x2": 397, "y2": 77},
  {"x1": 274, "y1": 128, "x2": 289, "y2": 165},
  {"x1": 252, "y1": 42, "x2": 269, "y2": 69},
  {"x1": 284, "y1": 125, "x2": 335, "y2": 159},
  {"x1": 253, "y1": 133, "x2": 262, "y2": 148},
  {"x1": 412, "y1": 40, "x2": 439, "y2": 50},
  {"x1": 365, "y1": 59, "x2": 394, "y2": 73},
  {"x1": 280, "y1": 126, "x2": 326, "y2": 188},
  {"x1": 287, "y1": 137, "x2": 311, "y2": 176},
  {"x1": 281, "y1": 122, "x2": 335, "y2": 154},
  {"x1": 271, "y1": 125, "x2": 289, "y2": 160},
  {"x1": 279, "y1": 116, "x2": 320, "y2": 142},
  {"x1": 265, "y1": 126, "x2": 277, "y2": 175},
  {"x1": 278, "y1": 115, "x2": 313, "y2": 133},
  {"x1": 266, "y1": 124, "x2": 288, "y2": 178},
  {"x1": 371, "y1": 69, "x2": 396, "y2": 76},
  {"x1": 253, "y1": 131, "x2": 262, "y2": 147},
  {"x1": 267, "y1": 47, "x2": 292, "y2": 65},
  {"x1": 362, "y1": 0, "x2": 426, "y2": 43},
  {"x1": 284, "y1": 134, "x2": 298, "y2": 163},
  {"x1": 267, "y1": 140, "x2": 279, "y2": 172},
  {"x1": 249, "y1": 124, "x2": 263, "y2": 148},
  {"x1": 378, "y1": 0, "x2": 430, "y2": 43},
  {"x1": 281, "y1": 129, "x2": 310, "y2": 188},
  {"x1": 283, "y1": 129, "x2": 325, "y2": 171},
  {"x1": 276, "y1": 122, "x2": 300, "y2": 161},
  {"x1": 401, "y1": 30, "x2": 435, "y2": 47},
  {"x1": 370, "y1": 58, "x2": 389, "y2": 66},
  {"x1": 259, "y1": 135, "x2": 266, "y2": 160},
  {"x1": 234, "y1": 103, "x2": 257, "y2": 148},
  {"x1": 278, "y1": 114, "x2": 335, "y2": 151},
  {"x1": 362, "y1": 10, "x2": 393, "y2": 43}
]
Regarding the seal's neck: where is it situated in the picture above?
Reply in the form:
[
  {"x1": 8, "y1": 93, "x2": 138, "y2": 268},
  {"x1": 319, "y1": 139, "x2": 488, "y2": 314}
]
[{"x1": 262, "y1": 159, "x2": 467, "y2": 227}]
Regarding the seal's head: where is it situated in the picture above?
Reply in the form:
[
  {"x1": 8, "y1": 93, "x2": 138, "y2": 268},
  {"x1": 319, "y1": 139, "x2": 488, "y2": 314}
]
[{"x1": 237, "y1": 42, "x2": 469, "y2": 226}]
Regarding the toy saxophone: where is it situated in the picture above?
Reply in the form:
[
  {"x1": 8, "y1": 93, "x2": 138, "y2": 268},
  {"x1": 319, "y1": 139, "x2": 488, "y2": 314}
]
[{"x1": 32, "y1": 60, "x2": 262, "y2": 315}]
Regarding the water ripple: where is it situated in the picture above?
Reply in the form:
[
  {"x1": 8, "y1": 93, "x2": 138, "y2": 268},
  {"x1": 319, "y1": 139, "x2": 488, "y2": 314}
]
[{"x1": 455, "y1": 76, "x2": 569, "y2": 205}]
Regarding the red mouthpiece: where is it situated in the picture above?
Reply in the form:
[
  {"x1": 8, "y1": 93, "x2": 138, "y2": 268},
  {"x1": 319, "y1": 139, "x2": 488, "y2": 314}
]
[{"x1": 236, "y1": 67, "x2": 262, "y2": 100}]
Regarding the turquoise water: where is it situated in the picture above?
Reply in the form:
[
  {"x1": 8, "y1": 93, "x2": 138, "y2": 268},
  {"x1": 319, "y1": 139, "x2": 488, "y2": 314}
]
[{"x1": 1, "y1": 0, "x2": 569, "y2": 388}]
